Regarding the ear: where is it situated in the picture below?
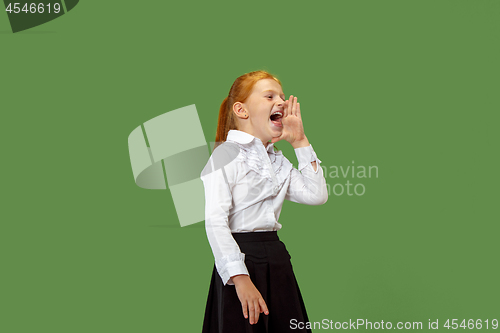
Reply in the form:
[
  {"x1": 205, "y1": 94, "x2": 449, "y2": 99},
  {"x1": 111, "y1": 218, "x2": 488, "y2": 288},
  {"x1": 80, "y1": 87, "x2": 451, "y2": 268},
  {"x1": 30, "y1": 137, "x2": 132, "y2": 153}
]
[{"x1": 232, "y1": 102, "x2": 248, "y2": 120}]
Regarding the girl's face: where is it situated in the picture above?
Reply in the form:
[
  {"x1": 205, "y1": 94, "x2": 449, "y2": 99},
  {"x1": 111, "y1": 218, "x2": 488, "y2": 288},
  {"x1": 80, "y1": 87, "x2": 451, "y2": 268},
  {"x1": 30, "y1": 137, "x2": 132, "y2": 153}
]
[{"x1": 235, "y1": 79, "x2": 286, "y2": 146}]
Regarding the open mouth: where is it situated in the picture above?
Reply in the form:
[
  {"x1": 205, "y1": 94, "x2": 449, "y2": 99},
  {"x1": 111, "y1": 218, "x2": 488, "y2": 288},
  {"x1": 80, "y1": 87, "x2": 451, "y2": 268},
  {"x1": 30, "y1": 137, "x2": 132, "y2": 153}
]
[{"x1": 270, "y1": 110, "x2": 283, "y2": 127}]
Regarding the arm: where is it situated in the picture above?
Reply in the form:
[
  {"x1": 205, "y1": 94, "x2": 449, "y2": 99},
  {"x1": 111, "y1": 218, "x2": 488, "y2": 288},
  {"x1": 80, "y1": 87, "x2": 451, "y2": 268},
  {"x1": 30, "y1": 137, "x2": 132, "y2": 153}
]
[
  {"x1": 271, "y1": 96, "x2": 328, "y2": 205},
  {"x1": 291, "y1": 136, "x2": 317, "y2": 170},
  {"x1": 201, "y1": 147, "x2": 269, "y2": 324},
  {"x1": 201, "y1": 148, "x2": 248, "y2": 286},
  {"x1": 285, "y1": 137, "x2": 328, "y2": 205}
]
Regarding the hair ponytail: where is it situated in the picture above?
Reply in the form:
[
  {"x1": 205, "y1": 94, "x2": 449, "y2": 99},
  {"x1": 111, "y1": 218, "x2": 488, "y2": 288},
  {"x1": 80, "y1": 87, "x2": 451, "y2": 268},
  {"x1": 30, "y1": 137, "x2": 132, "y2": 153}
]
[
  {"x1": 214, "y1": 96, "x2": 236, "y2": 150},
  {"x1": 214, "y1": 70, "x2": 281, "y2": 151}
]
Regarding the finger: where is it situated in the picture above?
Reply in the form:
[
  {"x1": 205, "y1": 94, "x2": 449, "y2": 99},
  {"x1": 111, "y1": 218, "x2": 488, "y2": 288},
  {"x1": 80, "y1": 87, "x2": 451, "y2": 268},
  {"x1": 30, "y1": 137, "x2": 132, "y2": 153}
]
[
  {"x1": 254, "y1": 300, "x2": 260, "y2": 324},
  {"x1": 296, "y1": 101, "x2": 301, "y2": 117},
  {"x1": 284, "y1": 100, "x2": 289, "y2": 118},
  {"x1": 248, "y1": 303, "x2": 255, "y2": 325},
  {"x1": 292, "y1": 96, "x2": 297, "y2": 116},
  {"x1": 271, "y1": 134, "x2": 282, "y2": 144},
  {"x1": 241, "y1": 301, "x2": 248, "y2": 320},
  {"x1": 288, "y1": 95, "x2": 294, "y2": 116},
  {"x1": 259, "y1": 298, "x2": 269, "y2": 315}
]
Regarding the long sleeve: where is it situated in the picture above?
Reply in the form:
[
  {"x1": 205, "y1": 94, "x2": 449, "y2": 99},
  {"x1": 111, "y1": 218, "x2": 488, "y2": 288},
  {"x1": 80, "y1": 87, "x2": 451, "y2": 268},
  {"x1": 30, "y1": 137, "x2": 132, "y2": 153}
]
[
  {"x1": 285, "y1": 144, "x2": 328, "y2": 205},
  {"x1": 200, "y1": 146, "x2": 249, "y2": 286}
]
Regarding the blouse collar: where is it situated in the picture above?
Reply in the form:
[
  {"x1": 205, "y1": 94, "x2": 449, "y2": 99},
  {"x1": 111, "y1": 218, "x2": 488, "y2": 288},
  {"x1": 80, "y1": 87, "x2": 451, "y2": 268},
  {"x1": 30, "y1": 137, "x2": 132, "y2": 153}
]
[{"x1": 226, "y1": 130, "x2": 276, "y2": 154}]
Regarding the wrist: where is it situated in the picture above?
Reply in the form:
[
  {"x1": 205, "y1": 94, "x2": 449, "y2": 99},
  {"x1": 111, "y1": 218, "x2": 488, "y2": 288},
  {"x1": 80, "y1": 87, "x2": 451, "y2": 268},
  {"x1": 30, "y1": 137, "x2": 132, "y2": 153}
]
[
  {"x1": 232, "y1": 274, "x2": 250, "y2": 286},
  {"x1": 291, "y1": 136, "x2": 310, "y2": 149}
]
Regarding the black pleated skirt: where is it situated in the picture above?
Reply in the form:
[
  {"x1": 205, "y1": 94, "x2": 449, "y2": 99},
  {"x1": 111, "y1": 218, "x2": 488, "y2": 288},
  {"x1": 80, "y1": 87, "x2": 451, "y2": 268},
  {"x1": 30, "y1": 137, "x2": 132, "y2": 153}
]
[{"x1": 202, "y1": 231, "x2": 312, "y2": 333}]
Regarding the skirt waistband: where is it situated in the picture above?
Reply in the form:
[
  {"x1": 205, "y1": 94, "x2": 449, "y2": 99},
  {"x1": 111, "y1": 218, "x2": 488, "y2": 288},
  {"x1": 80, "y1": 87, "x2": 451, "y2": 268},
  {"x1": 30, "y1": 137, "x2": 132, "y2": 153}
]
[{"x1": 231, "y1": 230, "x2": 279, "y2": 242}]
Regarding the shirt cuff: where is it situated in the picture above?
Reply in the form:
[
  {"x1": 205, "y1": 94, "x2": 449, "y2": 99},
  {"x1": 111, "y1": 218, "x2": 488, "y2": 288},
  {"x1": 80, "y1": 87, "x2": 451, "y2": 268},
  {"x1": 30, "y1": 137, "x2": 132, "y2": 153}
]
[
  {"x1": 294, "y1": 144, "x2": 322, "y2": 172},
  {"x1": 217, "y1": 253, "x2": 249, "y2": 286}
]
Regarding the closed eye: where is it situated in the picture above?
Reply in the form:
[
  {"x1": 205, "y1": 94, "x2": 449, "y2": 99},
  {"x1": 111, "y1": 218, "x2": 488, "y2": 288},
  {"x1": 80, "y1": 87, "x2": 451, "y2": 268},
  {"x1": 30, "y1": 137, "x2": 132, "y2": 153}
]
[{"x1": 266, "y1": 95, "x2": 285, "y2": 101}]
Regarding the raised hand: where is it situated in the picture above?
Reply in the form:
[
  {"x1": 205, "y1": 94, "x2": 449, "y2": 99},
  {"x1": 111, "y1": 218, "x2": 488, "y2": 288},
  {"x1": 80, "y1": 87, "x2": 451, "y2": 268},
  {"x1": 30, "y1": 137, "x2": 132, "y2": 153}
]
[{"x1": 271, "y1": 95, "x2": 309, "y2": 148}]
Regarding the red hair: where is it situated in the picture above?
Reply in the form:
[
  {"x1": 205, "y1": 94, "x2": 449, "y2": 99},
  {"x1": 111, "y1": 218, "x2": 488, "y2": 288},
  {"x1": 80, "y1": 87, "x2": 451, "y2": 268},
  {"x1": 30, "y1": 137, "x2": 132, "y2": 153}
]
[{"x1": 214, "y1": 70, "x2": 282, "y2": 150}]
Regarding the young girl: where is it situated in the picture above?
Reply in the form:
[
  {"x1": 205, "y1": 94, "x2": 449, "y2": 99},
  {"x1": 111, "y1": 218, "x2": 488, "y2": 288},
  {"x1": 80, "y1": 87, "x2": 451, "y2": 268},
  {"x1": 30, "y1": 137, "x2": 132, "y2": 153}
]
[{"x1": 200, "y1": 70, "x2": 328, "y2": 333}]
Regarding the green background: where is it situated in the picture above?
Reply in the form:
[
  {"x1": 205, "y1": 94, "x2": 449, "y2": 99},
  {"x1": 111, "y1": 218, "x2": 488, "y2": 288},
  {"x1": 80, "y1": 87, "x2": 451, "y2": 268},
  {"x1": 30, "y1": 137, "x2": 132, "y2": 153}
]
[{"x1": 1, "y1": 0, "x2": 499, "y2": 332}]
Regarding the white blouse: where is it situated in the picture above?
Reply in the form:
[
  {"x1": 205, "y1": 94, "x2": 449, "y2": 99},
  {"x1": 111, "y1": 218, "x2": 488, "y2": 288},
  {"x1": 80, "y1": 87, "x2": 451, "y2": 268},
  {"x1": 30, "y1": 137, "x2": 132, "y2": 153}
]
[{"x1": 200, "y1": 130, "x2": 328, "y2": 286}]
